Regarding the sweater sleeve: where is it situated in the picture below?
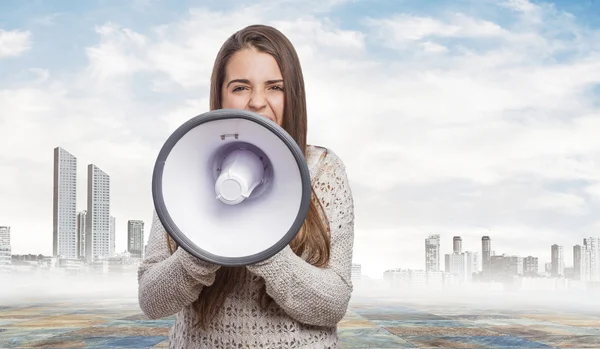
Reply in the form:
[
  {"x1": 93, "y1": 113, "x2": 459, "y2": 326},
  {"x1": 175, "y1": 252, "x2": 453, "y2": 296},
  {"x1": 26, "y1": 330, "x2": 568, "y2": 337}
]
[
  {"x1": 137, "y1": 210, "x2": 221, "y2": 319},
  {"x1": 246, "y1": 150, "x2": 355, "y2": 327}
]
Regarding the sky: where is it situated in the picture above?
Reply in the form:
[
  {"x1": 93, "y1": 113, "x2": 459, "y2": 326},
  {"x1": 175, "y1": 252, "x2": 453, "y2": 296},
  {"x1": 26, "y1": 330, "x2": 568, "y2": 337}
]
[{"x1": 1, "y1": 0, "x2": 600, "y2": 279}]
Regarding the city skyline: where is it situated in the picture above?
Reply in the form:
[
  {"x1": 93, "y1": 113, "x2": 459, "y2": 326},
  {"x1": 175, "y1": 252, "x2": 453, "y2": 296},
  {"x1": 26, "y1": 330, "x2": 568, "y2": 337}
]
[
  {"x1": 4, "y1": 199, "x2": 598, "y2": 280},
  {"x1": 3, "y1": 182, "x2": 598, "y2": 278},
  {"x1": 3, "y1": 143, "x2": 595, "y2": 278},
  {"x1": 48, "y1": 146, "x2": 145, "y2": 261}
]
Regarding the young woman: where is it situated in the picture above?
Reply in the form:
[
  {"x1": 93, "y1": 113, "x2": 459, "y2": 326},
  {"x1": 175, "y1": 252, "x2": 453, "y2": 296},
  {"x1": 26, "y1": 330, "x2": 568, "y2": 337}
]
[{"x1": 138, "y1": 24, "x2": 355, "y2": 348}]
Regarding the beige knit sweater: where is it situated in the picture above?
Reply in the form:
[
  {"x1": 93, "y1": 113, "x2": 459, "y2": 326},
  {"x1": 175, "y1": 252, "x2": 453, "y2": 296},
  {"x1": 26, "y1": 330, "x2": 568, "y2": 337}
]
[{"x1": 138, "y1": 145, "x2": 355, "y2": 348}]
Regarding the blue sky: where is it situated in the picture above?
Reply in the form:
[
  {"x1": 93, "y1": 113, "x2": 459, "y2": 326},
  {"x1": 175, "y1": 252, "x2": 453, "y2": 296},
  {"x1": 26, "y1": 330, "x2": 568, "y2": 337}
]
[
  {"x1": 1, "y1": 0, "x2": 600, "y2": 278},
  {"x1": 3, "y1": 0, "x2": 599, "y2": 78}
]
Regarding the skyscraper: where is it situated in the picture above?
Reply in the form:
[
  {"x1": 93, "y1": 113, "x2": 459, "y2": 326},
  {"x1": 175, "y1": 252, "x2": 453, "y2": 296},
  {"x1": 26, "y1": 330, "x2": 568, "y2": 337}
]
[
  {"x1": 425, "y1": 234, "x2": 440, "y2": 272},
  {"x1": 583, "y1": 238, "x2": 598, "y2": 281},
  {"x1": 127, "y1": 220, "x2": 145, "y2": 258},
  {"x1": 445, "y1": 236, "x2": 477, "y2": 281},
  {"x1": 523, "y1": 256, "x2": 539, "y2": 276},
  {"x1": 0, "y1": 226, "x2": 11, "y2": 269},
  {"x1": 53, "y1": 147, "x2": 78, "y2": 259},
  {"x1": 86, "y1": 164, "x2": 110, "y2": 262},
  {"x1": 551, "y1": 244, "x2": 564, "y2": 277},
  {"x1": 482, "y1": 236, "x2": 491, "y2": 275},
  {"x1": 573, "y1": 245, "x2": 585, "y2": 280},
  {"x1": 453, "y1": 236, "x2": 462, "y2": 254}
]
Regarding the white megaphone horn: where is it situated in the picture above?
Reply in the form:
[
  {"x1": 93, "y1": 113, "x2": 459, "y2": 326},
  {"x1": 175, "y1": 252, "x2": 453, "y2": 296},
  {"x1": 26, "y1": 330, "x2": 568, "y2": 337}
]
[{"x1": 152, "y1": 109, "x2": 311, "y2": 266}]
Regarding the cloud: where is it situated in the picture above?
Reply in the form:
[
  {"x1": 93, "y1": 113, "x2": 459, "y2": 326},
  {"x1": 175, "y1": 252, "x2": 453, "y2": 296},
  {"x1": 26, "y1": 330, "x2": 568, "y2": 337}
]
[
  {"x1": 365, "y1": 12, "x2": 508, "y2": 45},
  {"x1": 500, "y1": 0, "x2": 539, "y2": 13},
  {"x1": 2, "y1": 0, "x2": 600, "y2": 278},
  {"x1": 0, "y1": 28, "x2": 31, "y2": 58}
]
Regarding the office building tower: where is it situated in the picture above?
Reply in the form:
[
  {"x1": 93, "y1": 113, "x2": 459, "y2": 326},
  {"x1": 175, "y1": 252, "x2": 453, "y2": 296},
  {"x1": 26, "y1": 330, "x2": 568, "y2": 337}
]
[
  {"x1": 445, "y1": 250, "x2": 477, "y2": 282},
  {"x1": 523, "y1": 256, "x2": 538, "y2": 276},
  {"x1": 53, "y1": 147, "x2": 78, "y2": 259},
  {"x1": 573, "y1": 245, "x2": 583, "y2": 280},
  {"x1": 127, "y1": 220, "x2": 144, "y2": 258},
  {"x1": 453, "y1": 236, "x2": 462, "y2": 254},
  {"x1": 583, "y1": 238, "x2": 599, "y2": 281},
  {"x1": 551, "y1": 244, "x2": 564, "y2": 277},
  {"x1": 482, "y1": 236, "x2": 491, "y2": 275},
  {"x1": 0, "y1": 226, "x2": 11, "y2": 269},
  {"x1": 86, "y1": 164, "x2": 111, "y2": 262},
  {"x1": 425, "y1": 234, "x2": 440, "y2": 272}
]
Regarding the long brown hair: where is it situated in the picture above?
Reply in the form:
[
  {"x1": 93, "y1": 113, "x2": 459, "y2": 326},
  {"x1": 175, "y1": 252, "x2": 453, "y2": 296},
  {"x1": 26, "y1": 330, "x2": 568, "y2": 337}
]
[{"x1": 166, "y1": 24, "x2": 331, "y2": 331}]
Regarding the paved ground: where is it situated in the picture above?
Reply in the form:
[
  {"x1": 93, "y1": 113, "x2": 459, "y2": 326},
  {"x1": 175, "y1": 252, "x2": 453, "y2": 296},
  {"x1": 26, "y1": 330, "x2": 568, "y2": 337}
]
[{"x1": 1, "y1": 294, "x2": 600, "y2": 348}]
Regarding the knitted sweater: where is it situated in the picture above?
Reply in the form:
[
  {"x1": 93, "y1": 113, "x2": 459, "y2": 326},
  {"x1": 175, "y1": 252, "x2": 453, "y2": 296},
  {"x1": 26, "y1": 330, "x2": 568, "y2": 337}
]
[{"x1": 137, "y1": 145, "x2": 355, "y2": 349}]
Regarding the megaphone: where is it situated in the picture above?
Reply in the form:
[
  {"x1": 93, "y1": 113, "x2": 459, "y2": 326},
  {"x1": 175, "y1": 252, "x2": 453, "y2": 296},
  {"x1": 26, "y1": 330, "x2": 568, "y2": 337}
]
[{"x1": 152, "y1": 109, "x2": 311, "y2": 267}]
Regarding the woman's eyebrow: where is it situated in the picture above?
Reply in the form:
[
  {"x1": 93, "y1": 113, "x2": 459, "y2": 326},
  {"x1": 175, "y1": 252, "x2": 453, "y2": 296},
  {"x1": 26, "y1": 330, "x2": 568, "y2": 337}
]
[
  {"x1": 226, "y1": 78, "x2": 284, "y2": 87},
  {"x1": 226, "y1": 78, "x2": 250, "y2": 87}
]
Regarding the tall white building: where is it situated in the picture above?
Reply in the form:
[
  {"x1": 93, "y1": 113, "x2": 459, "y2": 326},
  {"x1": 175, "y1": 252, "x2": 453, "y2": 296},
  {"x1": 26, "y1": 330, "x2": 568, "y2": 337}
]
[
  {"x1": 425, "y1": 234, "x2": 440, "y2": 272},
  {"x1": 445, "y1": 252, "x2": 478, "y2": 281},
  {"x1": 481, "y1": 236, "x2": 491, "y2": 276},
  {"x1": 574, "y1": 245, "x2": 585, "y2": 280},
  {"x1": 551, "y1": 244, "x2": 564, "y2": 277},
  {"x1": 86, "y1": 164, "x2": 111, "y2": 262},
  {"x1": 579, "y1": 238, "x2": 599, "y2": 282},
  {"x1": 127, "y1": 220, "x2": 145, "y2": 258},
  {"x1": 523, "y1": 256, "x2": 539, "y2": 276},
  {"x1": 110, "y1": 216, "x2": 116, "y2": 257},
  {"x1": 0, "y1": 226, "x2": 11, "y2": 269},
  {"x1": 77, "y1": 210, "x2": 87, "y2": 259},
  {"x1": 53, "y1": 147, "x2": 78, "y2": 259}
]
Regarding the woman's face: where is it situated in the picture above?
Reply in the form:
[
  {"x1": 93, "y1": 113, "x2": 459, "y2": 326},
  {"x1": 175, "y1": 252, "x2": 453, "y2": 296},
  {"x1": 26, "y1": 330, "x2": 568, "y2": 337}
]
[{"x1": 221, "y1": 48, "x2": 285, "y2": 126}]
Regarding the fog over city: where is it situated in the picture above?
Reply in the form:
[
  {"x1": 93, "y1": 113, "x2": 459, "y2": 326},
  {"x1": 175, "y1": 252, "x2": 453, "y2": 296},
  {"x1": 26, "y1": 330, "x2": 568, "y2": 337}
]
[{"x1": 3, "y1": 272, "x2": 599, "y2": 315}]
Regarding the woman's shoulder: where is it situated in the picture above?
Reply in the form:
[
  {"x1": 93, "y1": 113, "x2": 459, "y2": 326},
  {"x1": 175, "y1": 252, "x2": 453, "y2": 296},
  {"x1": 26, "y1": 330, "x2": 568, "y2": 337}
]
[
  {"x1": 306, "y1": 144, "x2": 347, "y2": 179},
  {"x1": 306, "y1": 144, "x2": 353, "y2": 211}
]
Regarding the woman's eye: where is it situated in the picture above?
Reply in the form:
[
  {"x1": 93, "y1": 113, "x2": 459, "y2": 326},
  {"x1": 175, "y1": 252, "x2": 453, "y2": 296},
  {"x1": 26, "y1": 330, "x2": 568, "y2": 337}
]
[
  {"x1": 271, "y1": 85, "x2": 284, "y2": 91},
  {"x1": 232, "y1": 86, "x2": 246, "y2": 92}
]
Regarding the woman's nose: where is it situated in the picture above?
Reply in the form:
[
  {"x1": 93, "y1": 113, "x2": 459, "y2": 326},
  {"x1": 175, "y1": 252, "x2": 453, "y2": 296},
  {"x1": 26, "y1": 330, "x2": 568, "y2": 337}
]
[{"x1": 248, "y1": 91, "x2": 267, "y2": 110}]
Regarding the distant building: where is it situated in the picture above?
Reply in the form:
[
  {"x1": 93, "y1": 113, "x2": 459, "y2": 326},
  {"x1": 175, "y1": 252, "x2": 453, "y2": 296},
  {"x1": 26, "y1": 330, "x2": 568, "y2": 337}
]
[
  {"x1": 490, "y1": 254, "x2": 523, "y2": 281},
  {"x1": 574, "y1": 238, "x2": 600, "y2": 282},
  {"x1": 127, "y1": 220, "x2": 145, "y2": 259},
  {"x1": 444, "y1": 236, "x2": 477, "y2": 281},
  {"x1": 53, "y1": 147, "x2": 78, "y2": 259},
  {"x1": 551, "y1": 244, "x2": 564, "y2": 277},
  {"x1": 481, "y1": 236, "x2": 491, "y2": 276},
  {"x1": 523, "y1": 256, "x2": 538, "y2": 277},
  {"x1": 445, "y1": 251, "x2": 478, "y2": 281},
  {"x1": 453, "y1": 236, "x2": 462, "y2": 254},
  {"x1": 425, "y1": 234, "x2": 440, "y2": 272},
  {"x1": 583, "y1": 238, "x2": 599, "y2": 282},
  {"x1": 544, "y1": 262, "x2": 551, "y2": 275},
  {"x1": 0, "y1": 226, "x2": 11, "y2": 270},
  {"x1": 86, "y1": 164, "x2": 111, "y2": 262}
]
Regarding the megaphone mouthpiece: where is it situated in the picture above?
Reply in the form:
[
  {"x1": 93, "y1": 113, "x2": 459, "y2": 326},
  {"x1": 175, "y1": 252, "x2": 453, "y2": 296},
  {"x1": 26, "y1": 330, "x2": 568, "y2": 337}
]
[{"x1": 215, "y1": 148, "x2": 265, "y2": 205}]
